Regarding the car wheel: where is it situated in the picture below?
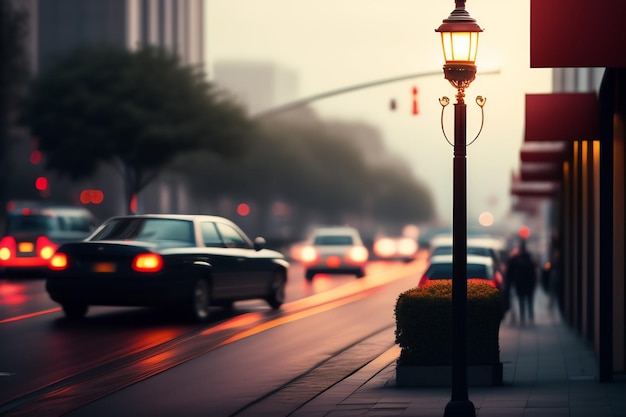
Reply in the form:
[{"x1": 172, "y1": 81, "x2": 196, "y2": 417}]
[
  {"x1": 305, "y1": 271, "x2": 315, "y2": 281},
  {"x1": 266, "y1": 271, "x2": 286, "y2": 310},
  {"x1": 189, "y1": 279, "x2": 211, "y2": 322},
  {"x1": 356, "y1": 269, "x2": 365, "y2": 278},
  {"x1": 62, "y1": 303, "x2": 88, "y2": 319}
]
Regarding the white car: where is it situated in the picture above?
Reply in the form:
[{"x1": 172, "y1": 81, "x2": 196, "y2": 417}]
[
  {"x1": 373, "y1": 236, "x2": 418, "y2": 261},
  {"x1": 428, "y1": 235, "x2": 505, "y2": 275},
  {"x1": 300, "y1": 226, "x2": 369, "y2": 281},
  {"x1": 419, "y1": 254, "x2": 503, "y2": 289}
]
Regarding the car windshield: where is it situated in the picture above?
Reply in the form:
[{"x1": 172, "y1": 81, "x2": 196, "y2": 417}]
[
  {"x1": 6, "y1": 215, "x2": 57, "y2": 233},
  {"x1": 313, "y1": 235, "x2": 354, "y2": 245},
  {"x1": 426, "y1": 263, "x2": 492, "y2": 280},
  {"x1": 91, "y1": 218, "x2": 194, "y2": 244}
]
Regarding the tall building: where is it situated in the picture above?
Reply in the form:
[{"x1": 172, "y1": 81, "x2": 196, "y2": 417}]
[
  {"x1": 10, "y1": 0, "x2": 206, "y2": 219},
  {"x1": 36, "y1": 0, "x2": 205, "y2": 73},
  {"x1": 552, "y1": 68, "x2": 604, "y2": 93},
  {"x1": 212, "y1": 60, "x2": 299, "y2": 116}
]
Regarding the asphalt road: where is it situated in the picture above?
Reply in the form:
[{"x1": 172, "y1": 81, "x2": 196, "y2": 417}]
[{"x1": 0, "y1": 256, "x2": 427, "y2": 416}]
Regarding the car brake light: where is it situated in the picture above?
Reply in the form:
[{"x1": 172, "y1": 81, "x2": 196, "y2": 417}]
[
  {"x1": 132, "y1": 253, "x2": 163, "y2": 272},
  {"x1": 0, "y1": 236, "x2": 16, "y2": 261},
  {"x1": 49, "y1": 252, "x2": 68, "y2": 270},
  {"x1": 36, "y1": 236, "x2": 58, "y2": 260},
  {"x1": 300, "y1": 246, "x2": 319, "y2": 264},
  {"x1": 495, "y1": 271, "x2": 503, "y2": 286},
  {"x1": 347, "y1": 246, "x2": 368, "y2": 264}
]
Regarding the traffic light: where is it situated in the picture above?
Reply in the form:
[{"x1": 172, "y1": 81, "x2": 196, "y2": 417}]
[
  {"x1": 390, "y1": 99, "x2": 397, "y2": 111},
  {"x1": 412, "y1": 86, "x2": 419, "y2": 115},
  {"x1": 237, "y1": 203, "x2": 250, "y2": 217},
  {"x1": 34, "y1": 177, "x2": 48, "y2": 191}
]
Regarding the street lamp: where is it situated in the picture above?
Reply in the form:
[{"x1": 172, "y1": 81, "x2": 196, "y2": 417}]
[{"x1": 436, "y1": 1, "x2": 484, "y2": 416}]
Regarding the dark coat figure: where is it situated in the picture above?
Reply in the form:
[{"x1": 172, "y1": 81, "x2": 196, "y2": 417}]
[{"x1": 506, "y1": 240, "x2": 537, "y2": 325}]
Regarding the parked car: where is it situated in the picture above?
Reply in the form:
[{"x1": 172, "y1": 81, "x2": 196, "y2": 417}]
[
  {"x1": 418, "y1": 254, "x2": 503, "y2": 288},
  {"x1": 300, "y1": 226, "x2": 369, "y2": 281},
  {"x1": 428, "y1": 235, "x2": 505, "y2": 275},
  {"x1": 0, "y1": 206, "x2": 97, "y2": 276},
  {"x1": 45, "y1": 214, "x2": 289, "y2": 322}
]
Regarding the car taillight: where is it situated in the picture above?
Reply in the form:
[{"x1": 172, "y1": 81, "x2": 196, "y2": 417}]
[
  {"x1": 132, "y1": 253, "x2": 163, "y2": 272},
  {"x1": 36, "y1": 236, "x2": 58, "y2": 260},
  {"x1": 300, "y1": 246, "x2": 319, "y2": 264},
  {"x1": 418, "y1": 276, "x2": 430, "y2": 287},
  {"x1": 0, "y1": 236, "x2": 16, "y2": 261},
  {"x1": 495, "y1": 271, "x2": 503, "y2": 287},
  {"x1": 49, "y1": 252, "x2": 69, "y2": 270},
  {"x1": 347, "y1": 246, "x2": 368, "y2": 264}
]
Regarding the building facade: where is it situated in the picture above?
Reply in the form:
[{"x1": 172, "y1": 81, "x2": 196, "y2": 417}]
[
  {"x1": 513, "y1": 0, "x2": 626, "y2": 380},
  {"x1": 36, "y1": 0, "x2": 204, "y2": 73}
]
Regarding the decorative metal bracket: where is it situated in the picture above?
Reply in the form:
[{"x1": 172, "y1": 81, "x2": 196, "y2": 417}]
[{"x1": 439, "y1": 95, "x2": 486, "y2": 147}]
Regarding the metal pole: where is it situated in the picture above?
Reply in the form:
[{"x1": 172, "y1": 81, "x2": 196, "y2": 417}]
[
  {"x1": 444, "y1": 98, "x2": 475, "y2": 417},
  {"x1": 252, "y1": 69, "x2": 500, "y2": 120}
]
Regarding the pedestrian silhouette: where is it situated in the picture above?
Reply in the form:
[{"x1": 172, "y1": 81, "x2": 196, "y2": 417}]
[{"x1": 506, "y1": 239, "x2": 537, "y2": 326}]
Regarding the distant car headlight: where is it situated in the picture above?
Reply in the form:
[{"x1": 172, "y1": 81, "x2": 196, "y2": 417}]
[
  {"x1": 374, "y1": 238, "x2": 396, "y2": 258},
  {"x1": 347, "y1": 246, "x2": 369, "y2": 264},
  {"x1": 397, "y1": 238, "x2": 418, "y2": 256},
  {"x1": 300, "y1": 246, "x2": 319, "y2": 264}
]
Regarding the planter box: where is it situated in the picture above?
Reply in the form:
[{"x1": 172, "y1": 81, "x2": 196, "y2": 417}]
[{"x1": 396, "y1": 362, "x2": 503, "y2": 387}]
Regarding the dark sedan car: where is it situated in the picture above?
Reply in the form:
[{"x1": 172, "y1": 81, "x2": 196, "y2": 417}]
[{"x1": 46, "y1": 214, "x2": 289, "y2": 322}]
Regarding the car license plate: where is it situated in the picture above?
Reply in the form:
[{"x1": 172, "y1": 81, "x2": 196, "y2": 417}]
[
  {"x1": 18, "y1": 242, "x2": 34, "y2": 253},
  {"x1": 93, "y1": 262, "x2": 116, "y2": 273}
]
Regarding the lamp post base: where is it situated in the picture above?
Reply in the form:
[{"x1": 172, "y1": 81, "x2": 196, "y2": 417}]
[{"x1": 444, "y1": 400, "x2": 476, "y2": 417}]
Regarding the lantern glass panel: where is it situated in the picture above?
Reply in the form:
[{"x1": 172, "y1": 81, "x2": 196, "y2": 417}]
[{"x1": 440, "y1": 31, "x2": 479, "y2": 64}]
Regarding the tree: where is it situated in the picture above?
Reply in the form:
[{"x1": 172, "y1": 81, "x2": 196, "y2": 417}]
[
  {"x1": 22, "y1": 45, "x2": 252, "y2": 213},
  {"x1": 173, "y1": 106, "x2": 435, "y2": 238}
]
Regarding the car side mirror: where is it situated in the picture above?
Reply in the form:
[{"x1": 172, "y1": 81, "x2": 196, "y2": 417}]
[{"x1": 254, "y1": 237, "x2": 266, "y2": 251}]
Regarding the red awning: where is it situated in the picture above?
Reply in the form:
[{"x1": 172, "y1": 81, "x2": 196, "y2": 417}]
[
  {"x1": 520, "y1": 141, "x2": 567, "y2": 162},
  {"x1": 512, "y1": 197, "x2": 543, "y2": 215},
  {"x1": 531, "y1": 0, "x2": 626, "y2": 68},
  {"x1": 520, "y1": 162, "x2": 562, "y2": 182},
  {"x1": 510, "y1": 182, "x2": 559, "y2": 198},
  {"x1": 525, "y1": 93, "x2": 599, "y2": 142}
]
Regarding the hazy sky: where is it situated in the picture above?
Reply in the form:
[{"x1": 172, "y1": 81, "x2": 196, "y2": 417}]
[{"x1": 206, "y1": 0, "x2": 552, "y2": 227}]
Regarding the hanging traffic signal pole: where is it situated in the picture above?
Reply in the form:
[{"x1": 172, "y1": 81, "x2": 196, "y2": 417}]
[{"x1": 251, "y1": 69, "x2": 499, "y2": 120}]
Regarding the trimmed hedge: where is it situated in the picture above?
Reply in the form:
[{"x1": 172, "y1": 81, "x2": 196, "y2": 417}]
[{"x1": 394, "y1": 280, "x2": 501, "y2": 366}]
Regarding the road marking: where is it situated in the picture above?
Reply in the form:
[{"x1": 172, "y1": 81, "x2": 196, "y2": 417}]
[
  {"x1": 201, "y1": 258, "x2": 425, "y2": 341},
  {"x1": 0, "y1": 308, "x2": 61, "y2": 324},
  {"x1": 214, "y1": 290, "x2": 374, "y2": 347}
]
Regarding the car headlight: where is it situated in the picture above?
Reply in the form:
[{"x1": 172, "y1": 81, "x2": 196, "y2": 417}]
[{"x1": 347, "y1": 246, "x2": 368, "y2": 263}]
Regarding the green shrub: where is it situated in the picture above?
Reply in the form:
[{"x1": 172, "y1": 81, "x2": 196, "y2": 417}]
[{"x1": 394, "y1": 280, "x2": 501, "y2": 366}]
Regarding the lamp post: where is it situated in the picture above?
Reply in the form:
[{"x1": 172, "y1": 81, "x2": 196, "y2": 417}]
[{"x1": 436, "y1": 1, "x2": 484, "y2": 416}]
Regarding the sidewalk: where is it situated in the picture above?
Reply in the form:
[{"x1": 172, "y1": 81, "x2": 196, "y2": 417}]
[{"x1": 290, "y1": 289, "x2": 626, "y2": 417}]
